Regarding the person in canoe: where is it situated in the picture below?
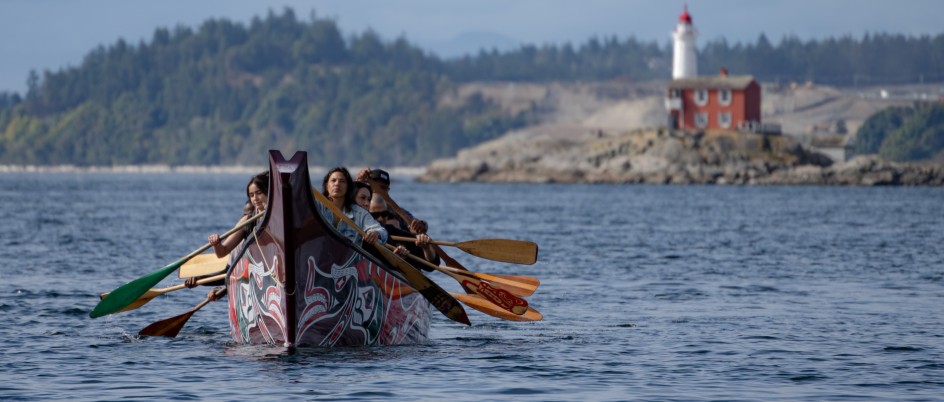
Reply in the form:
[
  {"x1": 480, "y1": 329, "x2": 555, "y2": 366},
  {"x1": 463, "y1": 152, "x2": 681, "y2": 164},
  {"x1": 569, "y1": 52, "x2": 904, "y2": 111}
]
[
  {"x1": 356, "y1": 168, "x2": 428, "y2": 235},
  {"x1": 319, "y1": 167, "x2": 408, "y2": 257},
  {"x1": 369, "y1": 194, "x2": 439, "y2": 269},
  {"x1": 209, "y1": 171, "x2": 269, "y2": 257},
  {"x1": 185, "y1": 171, "x2": 269, "y2": 295},
  {"x1": 354, "y1": 180, "x2": 373, "y2": 211}
]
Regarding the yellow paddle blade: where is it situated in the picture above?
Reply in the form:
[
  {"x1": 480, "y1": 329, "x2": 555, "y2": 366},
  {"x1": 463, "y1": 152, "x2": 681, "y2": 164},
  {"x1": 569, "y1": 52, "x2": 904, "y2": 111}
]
[
  {"x1": 451, "y1": 239, "x2": 539, "y2": 265},
  {"x1": 177, "y1": 253, "x2": 227, "y2": 278}
]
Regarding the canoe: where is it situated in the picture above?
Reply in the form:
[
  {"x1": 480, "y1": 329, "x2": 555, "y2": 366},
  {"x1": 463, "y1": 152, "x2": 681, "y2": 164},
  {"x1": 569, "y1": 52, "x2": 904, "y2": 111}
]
[{"x1": 225, "y1": 150, "x2": 432, "y2": 347}]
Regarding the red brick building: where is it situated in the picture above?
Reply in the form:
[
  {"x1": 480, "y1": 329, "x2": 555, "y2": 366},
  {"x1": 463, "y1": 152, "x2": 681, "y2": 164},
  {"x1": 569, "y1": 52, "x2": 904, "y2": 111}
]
[{"x1": 665, "y1": 69, "x2": 762, "y2": 131}]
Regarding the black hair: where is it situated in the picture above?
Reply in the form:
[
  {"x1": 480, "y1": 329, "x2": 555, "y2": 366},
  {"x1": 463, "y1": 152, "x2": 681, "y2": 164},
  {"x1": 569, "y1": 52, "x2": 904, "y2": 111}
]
[
  {"x1": 243, "y1": 171, "x2": 270, "y2": 215},
  {"x1": 354, "y1": 181, "x2": 372, "y2": 198},
  {"x1": 321, "y1": 167, "x2": 356, "y2": 210}
]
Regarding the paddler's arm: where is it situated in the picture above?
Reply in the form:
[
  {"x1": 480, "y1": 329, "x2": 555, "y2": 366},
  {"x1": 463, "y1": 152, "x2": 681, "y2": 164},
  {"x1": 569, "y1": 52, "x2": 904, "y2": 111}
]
[{"x1": 209, "y1": 214, "x2": 251, "y2": 257}]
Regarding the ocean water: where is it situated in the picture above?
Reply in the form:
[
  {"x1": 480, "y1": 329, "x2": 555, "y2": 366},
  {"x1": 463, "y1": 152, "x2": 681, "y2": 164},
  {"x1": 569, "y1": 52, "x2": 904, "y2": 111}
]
[{"x1": 1, "y1": 173, "x2": 942, "y2": 401}]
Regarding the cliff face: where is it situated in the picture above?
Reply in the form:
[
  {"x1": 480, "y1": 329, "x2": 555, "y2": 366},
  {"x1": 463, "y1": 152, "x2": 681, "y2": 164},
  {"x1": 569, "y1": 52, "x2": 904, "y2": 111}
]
[{"x1": 418, "y1": 128, "x2": 944, "y2": 186}]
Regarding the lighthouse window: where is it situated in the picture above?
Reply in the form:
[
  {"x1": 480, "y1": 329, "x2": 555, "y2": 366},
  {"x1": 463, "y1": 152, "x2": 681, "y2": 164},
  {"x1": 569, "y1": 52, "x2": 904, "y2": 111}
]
[
  {"x1": 718, "y1": 112, "x2": 732, "y2": 129},
  {"x1": 718, "y1": 89, "x2": 732, "y2": 106},
  {"x1": 695, "y1": 89, "x2": 708, "y2": 106},
  {"x1": 695, "y1": 112, "x2": 709, "y2": 128}
]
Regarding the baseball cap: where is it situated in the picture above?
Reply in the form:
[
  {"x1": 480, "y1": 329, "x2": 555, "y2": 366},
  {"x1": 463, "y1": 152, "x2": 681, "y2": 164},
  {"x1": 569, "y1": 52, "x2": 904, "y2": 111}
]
[{"x1": 369, "y1": 169, "x2": 390, "y2": 185}]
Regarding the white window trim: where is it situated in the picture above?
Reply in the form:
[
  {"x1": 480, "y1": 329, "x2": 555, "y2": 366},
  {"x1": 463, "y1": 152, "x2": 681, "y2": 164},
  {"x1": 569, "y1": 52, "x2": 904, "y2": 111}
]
[
  {"x1": 695, "y1": 112, "x2": 709, "y2": 129},
  {"x1": 695, "y1": 89, "x2": 708, "y2": 106},
  {"x1": 718, "y1": 89, "x2": 732, "y2": 106},
  {"x1": 718, "y1": 112, "x2": 732, "y2": 129}
]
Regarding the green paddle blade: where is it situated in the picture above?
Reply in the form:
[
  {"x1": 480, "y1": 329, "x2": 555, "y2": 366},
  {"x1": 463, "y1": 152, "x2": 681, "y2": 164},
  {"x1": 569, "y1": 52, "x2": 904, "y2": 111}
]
[{"x1": 89, "y1": 258, "x2": 184, "y2": 318}]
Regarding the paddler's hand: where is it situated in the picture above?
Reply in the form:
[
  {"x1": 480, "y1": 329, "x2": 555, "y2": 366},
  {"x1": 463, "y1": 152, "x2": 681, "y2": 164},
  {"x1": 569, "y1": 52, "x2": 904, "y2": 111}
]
[
  {"x1": 364, "y1": 229, "x2": 381, "y2": 245},
  {"x1": 185, "y1": 277, "x2": 199, "y2": 288},
  {"x1": 207, "y1": 287, "x2": 224, "y2": 302},
  {"x1": 415, "y1": 233, "x2": 431, "y2": 247},
  {"x1": 208, "y1": 234, "x2": 221, "y2": 246},
  {"x1": 356, "y1": 168, "x2": 371, "y2": 182},
  {"x1": 393, "y1": 245, "x2": 409, "y2": 257},
  {"x1": 409, "y1": 219, "x2": 428, "y2": 234}
]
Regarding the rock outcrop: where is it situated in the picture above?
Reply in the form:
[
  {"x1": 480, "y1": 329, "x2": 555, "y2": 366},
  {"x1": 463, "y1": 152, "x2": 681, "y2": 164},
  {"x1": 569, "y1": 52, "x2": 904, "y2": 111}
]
[{"x1": 419, "y1": 128, "x2": 944, "y2": 186}]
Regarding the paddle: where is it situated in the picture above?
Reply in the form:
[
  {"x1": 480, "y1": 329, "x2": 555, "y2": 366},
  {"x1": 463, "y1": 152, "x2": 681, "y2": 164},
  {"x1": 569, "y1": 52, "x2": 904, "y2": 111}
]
[
  {"x1": 177, "y1": 253, "x2": 228, "y2": 278},
  {"x1": 99, "y1": 273, "x2": 226, "y2": 314},
  {"x1": 388, "y1": 236, "x2": 538, "y2": 296},
  {"x1": 311, "y1": 189, "x2": 470, "y2": 326},
  {"x1": 451, "y1": 293, "x2": 543, "y2": 322},
  {"x1": 391, "y1": 246, "x2": 529, "y2": 315},
  {"x1": 89, "y1": 212, "x2": 263, "y2": 319},
  {"x1": 390, "y1": 235, "x2": 537, "y2": 265},
  {"x1": 138, "y1": 287, "x2": 226, "y2": 338}
]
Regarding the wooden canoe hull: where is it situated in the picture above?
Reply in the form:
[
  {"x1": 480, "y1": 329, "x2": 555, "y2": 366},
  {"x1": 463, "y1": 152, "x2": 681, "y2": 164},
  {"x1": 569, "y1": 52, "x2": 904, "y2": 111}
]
[{"x1": 226, "y1": 151, "x2": 431, "y2": 347}]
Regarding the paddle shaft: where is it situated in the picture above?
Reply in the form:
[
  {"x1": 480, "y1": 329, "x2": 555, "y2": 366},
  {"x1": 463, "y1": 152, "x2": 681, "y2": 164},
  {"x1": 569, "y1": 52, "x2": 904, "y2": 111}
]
[
  {"x1": 101, "y1": 273, "x2": 226, "y2": 301},
  {"x1": 182, "y1": 211, "x2": 264, "y2": 261}
]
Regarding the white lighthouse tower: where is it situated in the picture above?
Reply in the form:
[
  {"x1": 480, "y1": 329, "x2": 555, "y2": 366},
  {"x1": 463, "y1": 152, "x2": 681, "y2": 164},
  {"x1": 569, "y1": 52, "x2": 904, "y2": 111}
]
[{"x1": 672, "y1": 4, "x2": 697, "y2": 79}]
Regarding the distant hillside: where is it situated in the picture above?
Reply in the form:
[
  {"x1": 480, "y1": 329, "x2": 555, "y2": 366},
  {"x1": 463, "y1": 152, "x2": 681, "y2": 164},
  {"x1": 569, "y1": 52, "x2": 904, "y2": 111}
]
[
  {"x1": 1, "y1": 8, "x2": 943, "y2": 167},
  {"x1": 0, "y1": 10, "x2": 530, "y2": 167}
]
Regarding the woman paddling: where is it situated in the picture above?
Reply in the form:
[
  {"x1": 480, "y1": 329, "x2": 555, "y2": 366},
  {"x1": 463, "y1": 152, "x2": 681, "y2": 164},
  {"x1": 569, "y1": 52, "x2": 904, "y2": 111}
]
[
  {"x1": 209, "y1": 171, "x2": 270, "y2": 257},
  {"x1": 185, "y1": 171, "x2": 269, "y2": 294}
]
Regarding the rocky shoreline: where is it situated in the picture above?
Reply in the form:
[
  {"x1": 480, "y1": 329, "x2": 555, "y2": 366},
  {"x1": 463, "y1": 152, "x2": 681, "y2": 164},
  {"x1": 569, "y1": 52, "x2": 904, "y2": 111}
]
[{"x1": 419, "y1": 128, "x2": 944, "y2": 186}]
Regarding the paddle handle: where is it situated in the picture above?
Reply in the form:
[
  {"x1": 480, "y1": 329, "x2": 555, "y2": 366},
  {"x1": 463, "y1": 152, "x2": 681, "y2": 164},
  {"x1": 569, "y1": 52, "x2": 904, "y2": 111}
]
[{"x1": 390, "y1": 235, "x2": 455, "y2": 247}]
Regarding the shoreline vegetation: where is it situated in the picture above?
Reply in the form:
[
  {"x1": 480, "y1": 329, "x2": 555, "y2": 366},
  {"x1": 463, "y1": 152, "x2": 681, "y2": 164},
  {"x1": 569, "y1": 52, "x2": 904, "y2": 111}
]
[{"x1": 0, "y1": 164, "x2": 427, "y2": 178}]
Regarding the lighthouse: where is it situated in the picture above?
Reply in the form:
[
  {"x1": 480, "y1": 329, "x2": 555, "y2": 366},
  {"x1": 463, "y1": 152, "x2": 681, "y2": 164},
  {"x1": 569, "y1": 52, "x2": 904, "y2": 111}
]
[{"x1": 672, "y1": 4, "x2": 697, "y2": 79}]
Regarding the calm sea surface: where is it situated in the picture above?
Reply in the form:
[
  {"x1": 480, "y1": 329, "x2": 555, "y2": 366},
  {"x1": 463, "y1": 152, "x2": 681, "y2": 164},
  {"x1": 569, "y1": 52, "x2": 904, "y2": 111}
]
[{"x1": 1, "y1": 173, "x2": 942, "y2": 401}]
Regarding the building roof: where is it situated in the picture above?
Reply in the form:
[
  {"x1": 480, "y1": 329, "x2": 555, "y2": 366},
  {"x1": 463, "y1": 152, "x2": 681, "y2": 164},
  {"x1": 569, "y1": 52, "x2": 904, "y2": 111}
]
[{"x1": 668, "y1": 75, "x2": 756, "y2": 90}]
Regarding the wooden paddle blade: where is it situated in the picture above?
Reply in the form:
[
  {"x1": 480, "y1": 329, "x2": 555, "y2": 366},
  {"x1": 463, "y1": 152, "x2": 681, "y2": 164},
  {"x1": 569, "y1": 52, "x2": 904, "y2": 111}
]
[
  {"x1": 452, "y1": 293, "x2": 543, "y2": 322},
  {"x1": 90, "y1": 259, "x2": 183, "y2": 318},
  {"x1": 483, "y1": 274, "x2": 539, "y2": 297},
  {"x1": 177, "y1": 253, "x2": 228, "y2": 278},
  {"x1": 138, "y1": 289, "x2": 221, "y2": 337},
  {"x1": 138, "y1": 310, "x2": 195, "y2": 338},
  {"x1": 443, "y1": 270, "x2": 528, "y2": 316},
  {"x1": 451, "y1": 239, "x2": 539, "y2": 265}
]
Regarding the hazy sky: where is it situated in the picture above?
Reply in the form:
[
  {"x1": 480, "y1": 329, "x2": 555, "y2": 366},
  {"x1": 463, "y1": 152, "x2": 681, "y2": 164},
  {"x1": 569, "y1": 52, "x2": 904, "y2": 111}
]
[{"x1": 1, "y1": 0, "x2": 941, "y2": 93}]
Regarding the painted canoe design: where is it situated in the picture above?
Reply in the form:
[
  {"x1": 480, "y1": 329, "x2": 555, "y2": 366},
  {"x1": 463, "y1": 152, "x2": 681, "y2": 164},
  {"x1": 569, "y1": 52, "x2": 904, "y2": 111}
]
[{"x1": 226, "y1": 150, "x2": 431, "y2": 347}]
